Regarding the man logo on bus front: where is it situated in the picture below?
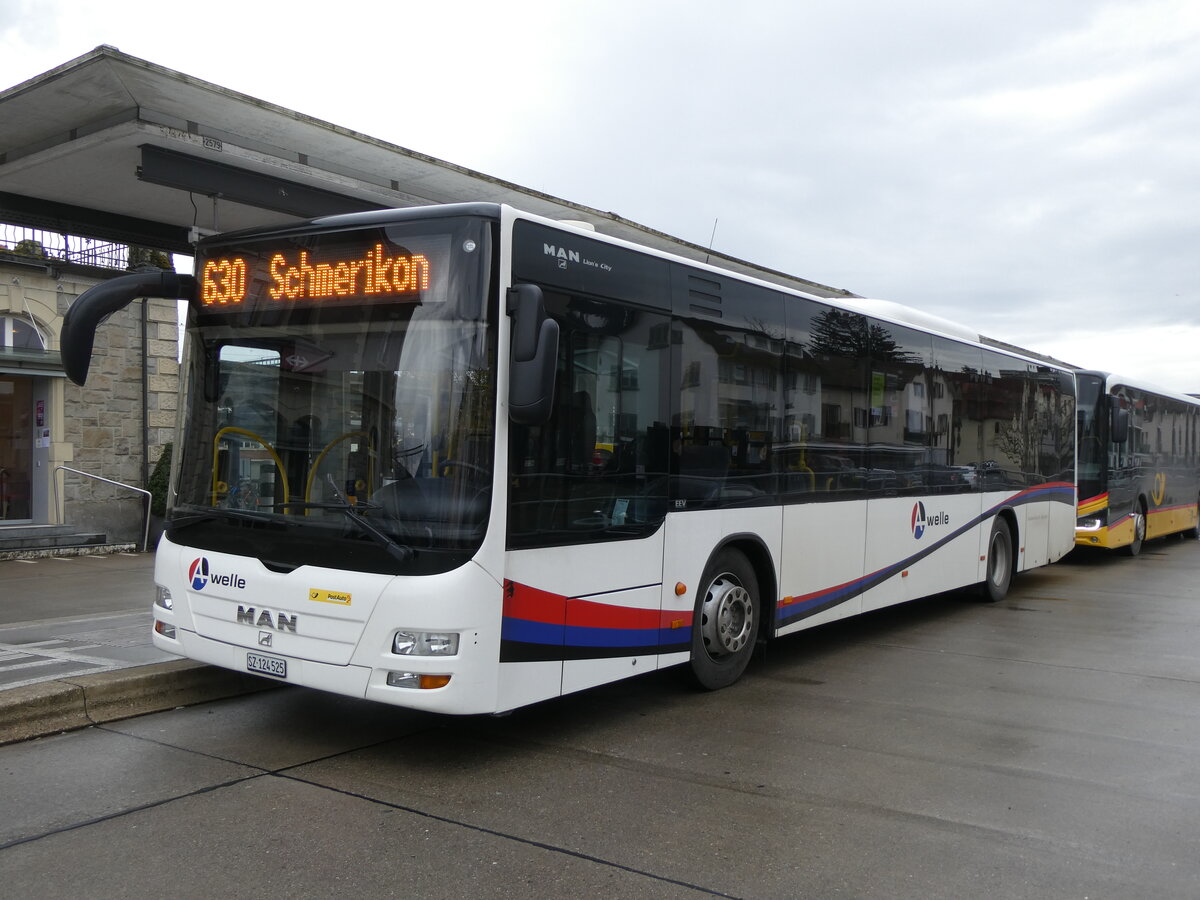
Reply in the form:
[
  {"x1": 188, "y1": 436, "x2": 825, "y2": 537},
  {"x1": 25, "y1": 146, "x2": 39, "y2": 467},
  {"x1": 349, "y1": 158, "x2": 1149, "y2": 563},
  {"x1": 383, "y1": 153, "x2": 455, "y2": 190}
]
[{"x1": 911, "y1": 502, "x2": 927, "y2": 540}]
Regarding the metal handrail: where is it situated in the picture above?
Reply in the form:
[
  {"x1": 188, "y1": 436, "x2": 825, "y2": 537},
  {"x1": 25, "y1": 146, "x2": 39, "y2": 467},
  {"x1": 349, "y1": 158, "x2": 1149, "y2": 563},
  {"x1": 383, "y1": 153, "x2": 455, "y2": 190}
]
[{"x1": 53, "y1": 466, "x2": 152, "y2": 553}]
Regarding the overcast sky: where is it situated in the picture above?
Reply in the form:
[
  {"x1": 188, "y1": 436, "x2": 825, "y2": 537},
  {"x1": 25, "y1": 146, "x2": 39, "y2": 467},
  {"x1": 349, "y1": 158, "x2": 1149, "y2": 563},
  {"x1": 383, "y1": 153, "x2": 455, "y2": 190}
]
[{"x1": 2, "y1": 0, "x2": 1198, "y2": 390}]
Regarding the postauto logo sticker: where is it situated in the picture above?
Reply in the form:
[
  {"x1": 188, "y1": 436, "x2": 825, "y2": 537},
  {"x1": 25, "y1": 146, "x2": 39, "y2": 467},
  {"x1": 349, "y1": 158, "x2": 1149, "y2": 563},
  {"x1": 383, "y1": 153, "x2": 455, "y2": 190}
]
[{"x1": 188, "y1": 557, "x2": 247, "y2": 591}]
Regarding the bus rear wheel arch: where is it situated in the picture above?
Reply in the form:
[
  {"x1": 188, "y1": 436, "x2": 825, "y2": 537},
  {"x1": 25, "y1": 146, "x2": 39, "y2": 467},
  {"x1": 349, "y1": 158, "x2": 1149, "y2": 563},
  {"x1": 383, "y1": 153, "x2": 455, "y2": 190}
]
[{"x1": 689, "y1": 548, "x2": 761, "y2": 690}]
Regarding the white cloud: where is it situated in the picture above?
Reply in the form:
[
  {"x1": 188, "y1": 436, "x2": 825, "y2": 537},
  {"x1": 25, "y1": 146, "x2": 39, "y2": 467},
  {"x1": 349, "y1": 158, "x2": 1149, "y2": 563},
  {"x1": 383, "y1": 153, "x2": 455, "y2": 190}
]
[
  {"x1": 1, "y1": 0, "x2": 1198, "y2": 392},
  {"x1": 1029, "y1": 323, "x2": 1200, "y2": 394}
]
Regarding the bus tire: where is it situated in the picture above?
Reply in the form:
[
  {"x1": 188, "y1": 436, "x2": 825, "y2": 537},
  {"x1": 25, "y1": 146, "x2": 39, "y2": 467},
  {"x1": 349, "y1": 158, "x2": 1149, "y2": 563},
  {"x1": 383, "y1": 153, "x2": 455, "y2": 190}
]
[
  {"x1": 1185, "y1": 500, "x2": 1200, "y2": 540},
  {"x1": 1125, "y1": 499, "x2": 1147, "y2": 557},
  {"x1": 690, "y1": 549, "x2": 759, "y2": 691},
  {"x1": 980, "y1": 517, "x2": 1013, "y2": 603}
]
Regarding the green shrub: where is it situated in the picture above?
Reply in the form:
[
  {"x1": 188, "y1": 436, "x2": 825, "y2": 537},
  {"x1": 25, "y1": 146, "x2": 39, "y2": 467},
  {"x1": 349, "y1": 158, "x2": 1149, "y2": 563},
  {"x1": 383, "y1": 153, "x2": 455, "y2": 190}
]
[
  {"x1": 149, "y1": 443, "x2": 173, "y2": 516},
  {"x1": 128, "y1": 246, "x2": 174, "y2": 270},
  {"x1": 12, "y1": 239, "x2": 47, "y2": 259}
]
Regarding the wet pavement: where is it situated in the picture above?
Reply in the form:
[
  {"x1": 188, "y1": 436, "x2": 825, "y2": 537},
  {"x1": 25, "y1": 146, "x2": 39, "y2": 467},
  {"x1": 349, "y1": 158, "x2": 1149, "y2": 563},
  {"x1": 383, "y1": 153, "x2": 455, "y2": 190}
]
[
  {"x1": 0, "y1": 553, "x2": 176, "y2": 690},
  {"x1": 2, "y1": 538, "x2": 1200, "y2": 897}
]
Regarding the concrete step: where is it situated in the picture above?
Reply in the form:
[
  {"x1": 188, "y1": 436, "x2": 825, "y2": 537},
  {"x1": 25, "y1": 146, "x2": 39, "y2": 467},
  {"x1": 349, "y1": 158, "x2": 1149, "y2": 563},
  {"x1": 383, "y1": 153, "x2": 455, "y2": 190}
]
[
  {"x1": 0, "y1": 543, "x2": 138, "y2": 561},
  {"x1": 0, "y1": 525, "x2": 135, "y2": 560}
]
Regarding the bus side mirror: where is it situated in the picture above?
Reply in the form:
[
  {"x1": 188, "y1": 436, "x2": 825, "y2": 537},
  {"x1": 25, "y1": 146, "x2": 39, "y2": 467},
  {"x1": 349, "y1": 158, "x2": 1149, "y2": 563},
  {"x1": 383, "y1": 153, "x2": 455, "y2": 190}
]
[
  {"x1": 1110, "y1": 406, "x2": 1129, "y2": 444},
  {"x1": 507, "y1": 284, "x2": 559, "y2": 425},
  {"x1": 61, "y1": 272, "x2": 196, "y2": 384}
]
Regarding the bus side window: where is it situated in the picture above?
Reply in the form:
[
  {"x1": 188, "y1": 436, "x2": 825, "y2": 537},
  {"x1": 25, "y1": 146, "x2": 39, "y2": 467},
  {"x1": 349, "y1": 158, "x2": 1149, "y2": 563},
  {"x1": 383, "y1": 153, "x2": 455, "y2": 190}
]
[
  {"x1": 507, "y1": 291, "x2": 671, "y2": 549},
  {"x1": 676, "y1": 440, "x2": 731, "y2": 502}
]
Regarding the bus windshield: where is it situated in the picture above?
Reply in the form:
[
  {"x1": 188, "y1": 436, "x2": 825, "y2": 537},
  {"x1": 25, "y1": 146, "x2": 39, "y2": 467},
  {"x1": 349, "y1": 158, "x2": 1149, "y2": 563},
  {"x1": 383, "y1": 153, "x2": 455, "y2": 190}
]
[{"x1": 169, "y1": 216, "x2": 497, "y2": 575}]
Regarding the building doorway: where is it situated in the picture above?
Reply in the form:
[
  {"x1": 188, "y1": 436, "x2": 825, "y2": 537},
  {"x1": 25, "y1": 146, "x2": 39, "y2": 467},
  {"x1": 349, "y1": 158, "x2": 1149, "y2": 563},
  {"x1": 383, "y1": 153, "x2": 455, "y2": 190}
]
[{"x1": 0, "y1": 375, "x2": 33, "y2": 521}]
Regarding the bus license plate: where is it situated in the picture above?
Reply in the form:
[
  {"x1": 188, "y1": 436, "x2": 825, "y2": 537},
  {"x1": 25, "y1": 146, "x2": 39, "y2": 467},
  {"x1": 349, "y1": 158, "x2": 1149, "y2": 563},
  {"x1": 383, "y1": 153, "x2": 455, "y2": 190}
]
[{"x1": 247, "y1": 651, "x2": 287, "y2": 679}]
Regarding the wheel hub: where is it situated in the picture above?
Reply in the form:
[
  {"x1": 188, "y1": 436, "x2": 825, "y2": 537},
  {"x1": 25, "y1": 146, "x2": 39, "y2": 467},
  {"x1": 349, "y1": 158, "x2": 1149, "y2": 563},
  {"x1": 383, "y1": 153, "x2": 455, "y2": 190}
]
[{"x1": 701, "y1": 574, "x2": 754, "y2": 657}]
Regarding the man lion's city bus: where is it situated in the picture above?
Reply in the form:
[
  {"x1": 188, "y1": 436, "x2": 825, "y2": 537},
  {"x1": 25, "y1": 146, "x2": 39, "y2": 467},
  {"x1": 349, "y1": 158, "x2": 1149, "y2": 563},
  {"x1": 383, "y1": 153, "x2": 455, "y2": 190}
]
[
  {"x1": 61, "y1": 203, "x2": 1077, "y2": 714},
  {"x1": 1075, "y1": 370, "x2": 1200, "y2": 555}
]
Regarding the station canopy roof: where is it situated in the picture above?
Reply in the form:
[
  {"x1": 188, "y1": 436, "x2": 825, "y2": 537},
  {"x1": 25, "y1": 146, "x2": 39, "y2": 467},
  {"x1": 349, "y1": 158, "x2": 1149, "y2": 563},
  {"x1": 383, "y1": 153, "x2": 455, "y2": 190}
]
[{"x1": 0, "y1": 46, "x2": 851, "y2": 299}]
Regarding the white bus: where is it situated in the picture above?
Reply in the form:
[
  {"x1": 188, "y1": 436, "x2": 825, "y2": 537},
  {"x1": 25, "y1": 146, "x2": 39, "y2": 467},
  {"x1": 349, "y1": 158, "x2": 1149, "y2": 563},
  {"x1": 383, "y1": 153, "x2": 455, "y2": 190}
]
[{"x1": 61, "y1": 203, "x2": 1077, "y2": 714}]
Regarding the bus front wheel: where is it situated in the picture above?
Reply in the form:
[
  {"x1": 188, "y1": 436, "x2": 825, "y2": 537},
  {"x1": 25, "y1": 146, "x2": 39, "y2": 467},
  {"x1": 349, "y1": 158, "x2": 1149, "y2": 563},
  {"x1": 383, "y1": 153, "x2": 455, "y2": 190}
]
[
  {"x1": 980, "y1": 517, "x2": 1013, "y2": 602},
  {"x1": 690, "y1": 549, "x2": 759, "y2": 691},
  {"x1": 1125, "y1": 500, "x2": 1147, "y2": 557}
]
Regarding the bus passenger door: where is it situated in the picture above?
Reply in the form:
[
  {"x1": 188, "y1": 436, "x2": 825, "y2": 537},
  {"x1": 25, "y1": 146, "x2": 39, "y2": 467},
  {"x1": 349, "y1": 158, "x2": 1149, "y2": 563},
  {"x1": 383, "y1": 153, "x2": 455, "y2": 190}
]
[{"x1": 503, "y1": 287, "x2": 674, "y2": 705}]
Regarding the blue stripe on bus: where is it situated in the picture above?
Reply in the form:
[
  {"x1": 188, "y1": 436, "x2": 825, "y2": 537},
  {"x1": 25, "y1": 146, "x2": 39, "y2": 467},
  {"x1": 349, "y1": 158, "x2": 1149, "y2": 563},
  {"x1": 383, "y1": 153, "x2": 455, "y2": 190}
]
[
  {"x1": 501, "y1": 618, "x2": 564, "y2": 646},
  {"x1": 501, "y1": 618, "x2": 680, "y2": 649}
]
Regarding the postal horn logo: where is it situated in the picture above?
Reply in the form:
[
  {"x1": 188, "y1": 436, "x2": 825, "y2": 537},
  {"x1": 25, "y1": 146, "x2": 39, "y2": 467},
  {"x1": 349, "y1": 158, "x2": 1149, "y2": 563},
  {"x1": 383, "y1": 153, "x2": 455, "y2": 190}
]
[
  {"x1": 189, "y1": 557, "x2": 210, "y2": 590},
  {"x1": 911, "y1": 502, "x2": 927, "y2": 539}
]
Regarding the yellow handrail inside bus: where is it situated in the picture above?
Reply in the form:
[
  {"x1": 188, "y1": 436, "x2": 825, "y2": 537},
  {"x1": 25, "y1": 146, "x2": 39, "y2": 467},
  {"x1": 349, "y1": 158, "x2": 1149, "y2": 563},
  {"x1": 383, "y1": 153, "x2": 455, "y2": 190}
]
[
  {"x1": 788, "y1": 425, "x2": 816, "y2": 491},
  {"x1": 212, "y1": 427, "x2": 290, "y2": 509},
  {"x1": 304, "y1": 430, "x2": 373, "y2": 504}
]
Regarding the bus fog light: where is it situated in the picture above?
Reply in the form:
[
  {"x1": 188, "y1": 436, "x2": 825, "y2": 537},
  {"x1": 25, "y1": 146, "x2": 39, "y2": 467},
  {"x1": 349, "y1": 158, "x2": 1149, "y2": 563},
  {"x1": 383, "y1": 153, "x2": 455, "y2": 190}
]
[
  {"x1": 392, "y1": 631, "x2": 459, "y2": 656},
  {"x1": 154, "y1": 620, "x2": 176, "y2": 639},
  {"x1": 387, "y1": 671, "x2": 453, "y2": 690},
  {"x1": 155, "y1": 586, "x2": 173, "y2": 610}
]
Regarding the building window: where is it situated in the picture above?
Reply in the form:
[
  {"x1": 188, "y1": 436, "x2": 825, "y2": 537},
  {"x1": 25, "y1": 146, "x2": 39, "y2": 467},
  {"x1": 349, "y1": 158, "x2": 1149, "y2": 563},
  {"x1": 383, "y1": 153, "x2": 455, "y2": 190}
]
[{"x1": 0, "y1": 316, "x2": 45, "y2": 350}]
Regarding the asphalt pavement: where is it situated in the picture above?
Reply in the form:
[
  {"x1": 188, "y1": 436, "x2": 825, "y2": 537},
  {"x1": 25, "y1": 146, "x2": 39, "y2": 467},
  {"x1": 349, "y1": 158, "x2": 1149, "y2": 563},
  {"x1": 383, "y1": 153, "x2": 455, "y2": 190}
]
[
  {"x1": 4, "y1": 538, "x2": 1200, "y2": 752},
  {"x1": 0, "y1": 551, "x2": 273, "y2": 744},
  {"x1": 5, "y1": 538, "x2": 1200, "y2": 896}
]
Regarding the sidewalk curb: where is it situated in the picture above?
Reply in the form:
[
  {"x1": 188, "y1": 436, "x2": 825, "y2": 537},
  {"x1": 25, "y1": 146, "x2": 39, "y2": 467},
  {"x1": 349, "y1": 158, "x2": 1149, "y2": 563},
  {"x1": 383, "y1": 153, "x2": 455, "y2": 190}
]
[{"x1": 0, "y1": 660, "x2": 280, "y2": 745}]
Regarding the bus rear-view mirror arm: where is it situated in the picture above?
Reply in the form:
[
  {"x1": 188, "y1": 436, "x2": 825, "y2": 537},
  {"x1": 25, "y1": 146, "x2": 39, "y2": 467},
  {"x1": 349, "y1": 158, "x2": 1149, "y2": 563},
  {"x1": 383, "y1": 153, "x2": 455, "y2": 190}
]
[
  {"x1": 61, "y1": 272, "x2": 197, "y2": 385},
  {"x1": 507, "y1": 283, "x2": 559, "y2": 425}
]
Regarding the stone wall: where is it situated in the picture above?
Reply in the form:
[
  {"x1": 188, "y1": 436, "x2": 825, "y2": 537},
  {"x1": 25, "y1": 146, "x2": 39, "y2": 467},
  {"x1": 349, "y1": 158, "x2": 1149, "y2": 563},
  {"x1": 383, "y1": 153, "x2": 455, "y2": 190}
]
[{"x1": 1, "y1": 260, "x2": 179, "y2": 542}]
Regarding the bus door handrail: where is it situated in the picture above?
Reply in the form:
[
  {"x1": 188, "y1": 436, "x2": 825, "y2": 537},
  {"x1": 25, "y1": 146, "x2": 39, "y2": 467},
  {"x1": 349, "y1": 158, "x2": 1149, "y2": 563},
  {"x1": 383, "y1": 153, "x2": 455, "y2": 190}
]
[
  {"x1": 304, "y1": 431, "x2": 371, "y2": 505},
  {"x1": 53, "y1": 465, "x2": 152, "y2": 553},
  {"x1": 211, "y1": 427, "x2": 290, "y2": 509}
]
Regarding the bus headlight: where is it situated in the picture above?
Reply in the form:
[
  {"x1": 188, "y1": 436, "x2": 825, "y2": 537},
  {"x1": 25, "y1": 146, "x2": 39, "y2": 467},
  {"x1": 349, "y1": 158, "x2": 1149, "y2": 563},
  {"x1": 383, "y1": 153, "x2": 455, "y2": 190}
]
[
  {"x1": 392, "y1": 631, "x2": 459, "y2": 656},
  {"x1": 155, "y1": 585, "x2": 174, "y2": 610}
]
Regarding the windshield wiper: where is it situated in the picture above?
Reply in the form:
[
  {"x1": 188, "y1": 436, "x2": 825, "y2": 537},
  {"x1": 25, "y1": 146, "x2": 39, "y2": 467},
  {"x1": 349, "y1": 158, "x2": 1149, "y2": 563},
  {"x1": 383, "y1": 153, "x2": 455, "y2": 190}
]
[
  {"x1": 282, "y1": 481, "x2": 414, "y2": 562},
  {"x1": 169, "y1": 508, "x2": 274, "y2": 529}
]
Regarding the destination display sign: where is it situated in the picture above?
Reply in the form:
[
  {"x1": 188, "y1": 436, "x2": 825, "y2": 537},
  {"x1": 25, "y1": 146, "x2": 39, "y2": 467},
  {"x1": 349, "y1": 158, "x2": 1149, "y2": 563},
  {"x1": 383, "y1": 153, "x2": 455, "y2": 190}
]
[{"x1": 195, "y1": 229, "x2": 453, "y2": 315}]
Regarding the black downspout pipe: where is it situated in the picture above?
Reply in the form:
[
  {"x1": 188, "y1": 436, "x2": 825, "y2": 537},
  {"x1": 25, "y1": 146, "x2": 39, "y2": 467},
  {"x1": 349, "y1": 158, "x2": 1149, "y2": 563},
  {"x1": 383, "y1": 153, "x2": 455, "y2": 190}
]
[{"x1": 141, "y1": 297, "x2": 150, "y2": 495}]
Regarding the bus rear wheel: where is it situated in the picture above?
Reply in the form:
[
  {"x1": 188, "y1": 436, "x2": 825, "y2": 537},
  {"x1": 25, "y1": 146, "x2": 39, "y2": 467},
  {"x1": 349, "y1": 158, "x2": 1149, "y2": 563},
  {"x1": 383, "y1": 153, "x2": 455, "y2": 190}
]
[
  {"x1": 690, "y1": 549, "x2": 759, "y2": 691},
  {"x1": 980, "y1": 517, "x2": 1013, "y2": 602},
  {"x1": 1185, "y1": 500, "x2": 1200, "y2": 540}
]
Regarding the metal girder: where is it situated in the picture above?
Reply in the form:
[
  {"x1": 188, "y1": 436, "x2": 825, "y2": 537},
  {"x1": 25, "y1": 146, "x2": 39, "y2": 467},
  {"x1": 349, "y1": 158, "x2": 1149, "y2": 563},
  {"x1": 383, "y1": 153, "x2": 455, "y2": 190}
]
[
  {"x1": 0, "y1": 191, "x2": 193, "y2": 254},
  {"x1": 137, "y1": 145, "x2": 386, "y2": 220}
]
